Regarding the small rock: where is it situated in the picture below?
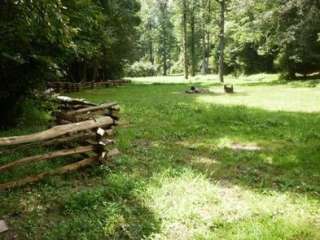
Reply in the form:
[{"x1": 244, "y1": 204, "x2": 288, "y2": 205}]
[{"x1": 0, "y1": 220, "x2": 8, "y2": 233}]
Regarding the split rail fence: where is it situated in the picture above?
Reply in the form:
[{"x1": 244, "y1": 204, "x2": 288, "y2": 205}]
[
  {"x1": 47, "y1": 80, "x2": 131, "y2": 93},
  {"x1": 0, "y1": 97, "x2": 120, "y2": 191}
]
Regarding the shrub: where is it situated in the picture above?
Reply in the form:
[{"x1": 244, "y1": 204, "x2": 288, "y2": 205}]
[{"x1": 125, "y1": 61, "x2": 158, "y2": 77}]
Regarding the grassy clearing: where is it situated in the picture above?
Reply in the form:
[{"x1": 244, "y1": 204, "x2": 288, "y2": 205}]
[
  {"x1": 0, "y1": 74, "x2": 320, "y2": 239},
  {"x1": 125, "y1": 73, "x2": 280, "y2": 85}
]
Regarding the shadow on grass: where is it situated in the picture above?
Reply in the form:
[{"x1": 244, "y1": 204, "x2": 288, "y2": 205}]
[
  {"x1": 1, "y1": 83, "x2": 320, "y2": 239},
  {"x1": 175, "y1": 141, "x2": 320, "y2": 197},
  {"x1": 0, "y1": 169, "x2": 161, "y2": 240},
  {"x1": 75, "y1": 84, "x2": 320, "y2": 198},
  {"x1": 159, "y1": 102, "x2": 320, "y2": 197}
]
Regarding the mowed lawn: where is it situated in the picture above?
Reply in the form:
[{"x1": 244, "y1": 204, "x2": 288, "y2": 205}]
[{"x1": 0, "y1": 75, "x2": 320, "y2": 240}]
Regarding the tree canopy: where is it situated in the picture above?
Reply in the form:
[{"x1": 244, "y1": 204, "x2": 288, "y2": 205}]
[
  {"x1": 0, "y1": 0, "x2": 140, "y2": 126},
  {"x1": 1, "y1": 0, "x2": 320, "y2": 126},
  {"x1": 136, "y1": 0, "x2": 320, "y2": 78}
]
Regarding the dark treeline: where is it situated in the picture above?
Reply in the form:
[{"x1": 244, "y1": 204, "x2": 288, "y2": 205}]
[
  {"x1": 0, "y1": 0, "x2": 140, "y2": 126},
  {"x1": 133, "y1": 0, "x2": 320, "y2": 79},
  {"x1": 1, "y1": 0, "x2": 320, "y2": 127}
]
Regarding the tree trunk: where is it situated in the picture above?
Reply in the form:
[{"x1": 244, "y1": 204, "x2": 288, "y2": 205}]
[
  {"x1": 163, "y1": 55, "x2": 168, "y2": 76},
  {"x1": 218, "y1": 0, "x2": 225, "y2": 83},
  {"x1": 163, "y1": 38, "x2": 168, "y2": 76},
  {"x1": 147, "y1": 20, "x2": 155, "y2": 65},
  {"x1": 92, "y1": 63, "x2": 98, "y2": 82},
  {"x1": 82, "y1": 62, "x2": 88, "y2": 82},
  {"x1": 201, "y1": 29, "x2": 209, "y2": 74},
  {"x1": 190, "y1": 8, "x2": 196, "y2": 77},
  {"x1": 183, "y1": 0, "x2": 189, "y2": 80},
  {"x1": 149, "y1": 41, "x2": 154, "y2": 65}
]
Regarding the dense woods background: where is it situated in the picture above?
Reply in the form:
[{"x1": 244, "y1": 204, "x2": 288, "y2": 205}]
[
  {"x1": 1, "y1": 0, "x2": 320, "y2": 126},
  {"x1": 135, "y1": 0, "x2": 320, "y2": 78}
]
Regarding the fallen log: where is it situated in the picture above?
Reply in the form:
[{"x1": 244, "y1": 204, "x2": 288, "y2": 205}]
[
  {"x1": 0, "y1": 146, "x2": 94, "y2": 173},
  {"x1": 0, "y1": 117, "x2": 114, "y2": 147},
  {"x1": 0, "y1": 157, "x2": 97, "y2": 191}
]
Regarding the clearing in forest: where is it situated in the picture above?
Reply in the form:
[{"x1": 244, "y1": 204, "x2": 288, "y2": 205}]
[{"x1": 0, "y1": 75, "x2": 319, "y2": 240}]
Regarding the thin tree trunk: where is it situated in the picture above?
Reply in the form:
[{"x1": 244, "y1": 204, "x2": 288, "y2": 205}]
[
  {"x1": 190, "y1": 5, "x2": 196, "y2": 77},
  {"x1": 201, "y1": 0, "x2": 211, "y2": 75},
  {"x1": 201, "y1": 35, "x2": 209, "y2": 74},
  {"x1": 183, "y1": 0, "x2": 189, "y2": 80},
  {"x1": 92, "y1": 63, "x2": 98, "y2": 82},
  {"x1": 79, "y1": 62, "x2": 87, "y2": 83},
  {"x1": 150, "y1": 41, "x2": 154, "y2": 65},
  {"x1": 163, "y1": 54, "x2": 168, "y2": 76},
  {"x1": 148, "y1": 21, "x2": 155, "y2": 65},
  {"x1": 163, "y1": 36, "x2": 168, "y2": 76},
  {"x1": 218, "y1": 0, "x2": 225, "y2": 83}
]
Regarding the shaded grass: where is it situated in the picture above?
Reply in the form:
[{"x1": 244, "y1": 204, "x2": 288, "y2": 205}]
[{"x1": 0, "y1": 76, "x2": 319, "y2": 239}]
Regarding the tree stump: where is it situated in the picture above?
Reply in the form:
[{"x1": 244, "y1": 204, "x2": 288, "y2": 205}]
[{"x1": 224, "y1": 84, "x2": 234, "y2": 94}]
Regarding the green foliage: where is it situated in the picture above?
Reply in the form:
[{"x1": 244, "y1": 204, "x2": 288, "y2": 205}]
[
  {"x1": 125, "y1": 61, "x2": 158, "y2": 77},
  {"x1": 138, "y1": 0, "x2": 177, "y2": 75},
  {"x1": 274, "y1": 0, "x2": 320, "y2": 78},
  {"x1": 0, "y1": 0, "x2": 140, "y2": 127},
  {"x1": 136, "y1": 0, "x2": 320, "y2": 77},
  {"x1": 0, "y1": 0, "x2": 72, "y2": 126},
  {"x1": 218, "y1": 0, "x2": 320, "y2": 77}
]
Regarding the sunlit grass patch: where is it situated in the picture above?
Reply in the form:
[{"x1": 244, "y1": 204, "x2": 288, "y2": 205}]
[
  {"x1": 198, "y1": 85, "x2": 320, "y2": 112},
  {"x1": 144, "y1": 170, "x2": 320, "y2": 240},
  {"x1": 1, "y1": 77, "x2": 320, "y2": 239}
]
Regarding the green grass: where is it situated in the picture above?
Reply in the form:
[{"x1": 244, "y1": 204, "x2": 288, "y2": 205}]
[{"x1": 0, "y1": 74, "x2": 320, "y2": 239}]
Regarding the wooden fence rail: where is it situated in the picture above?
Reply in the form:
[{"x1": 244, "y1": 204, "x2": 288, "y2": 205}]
[
  {"x1": 47, "y1": 80, "x2": 131, "y2": 93},
  {"x1": 0, "y1": 97, "x2": 120, "y2": 191}
]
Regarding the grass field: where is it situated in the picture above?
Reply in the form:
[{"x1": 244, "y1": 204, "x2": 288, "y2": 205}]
[{"x1": 0, "y1": 74, "x2": 320, "y2": 240}]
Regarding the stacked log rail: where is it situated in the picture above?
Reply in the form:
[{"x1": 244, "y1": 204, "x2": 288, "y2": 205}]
[
  {"x1": 0, "y1": 98, "x2": 121, "y2": 191},
  {"x1": 47, "y1": 80, "x2": 131, "y2": 93}
]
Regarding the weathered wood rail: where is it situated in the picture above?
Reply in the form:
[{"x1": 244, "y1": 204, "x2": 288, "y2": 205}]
[
  {"x1": 47, "y1": 80, "x2": 131, "y2": 93},
  {"x1": 0, "y1": 97, "x2": 121, "y2": 191}
]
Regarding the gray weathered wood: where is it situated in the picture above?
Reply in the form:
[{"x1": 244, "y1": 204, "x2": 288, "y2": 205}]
[
  {"x1": 0, "y1": 157, "x2": 97, "y2": 191},
  {"x1": 0, "y1": 220, "x2": 8, "y2": 233},
  {"x1": 0, "y1": 117, "x2": 114, "y2": 147},
  {"x1": 0, "y1": 146, "x2": 94, "y2": 172}
]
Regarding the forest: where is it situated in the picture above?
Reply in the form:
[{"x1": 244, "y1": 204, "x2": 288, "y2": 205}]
[
  {"x1": 1, "y1": 0, "x2": 320, "y2": 126},
  {"x1": 0, "y1": 0, "x2": 320, "y2": 239}
]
